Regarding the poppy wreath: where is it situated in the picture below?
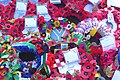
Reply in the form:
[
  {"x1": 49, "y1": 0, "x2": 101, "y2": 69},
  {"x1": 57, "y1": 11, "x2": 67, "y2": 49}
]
[
  {"x1": 1, "y1": 0, "x2": 16, "y2": 20},
  {"x1": 47, "y1": 0, "x2": 91, "y2": 24}
]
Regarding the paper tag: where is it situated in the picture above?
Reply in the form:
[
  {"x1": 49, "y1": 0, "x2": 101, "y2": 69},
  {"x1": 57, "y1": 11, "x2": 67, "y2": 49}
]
[
  {"x1": 108, "y1": 11, "x2": 114, "y2": 22},
  {"x1": 16, "y1": 2, "x2": 27, "y2": 11},
  {"x1": 25, "y1": 16, "x2": 37, "y2": 27},
  {"x1": 100, "y1": 34, "x2": 116, "y2": 51},
  {"x1": 107, "y1": 12, "x2": 117, "y2": 31},
  {"x1": 63, "y1": 47, "x2": 80, "y2": 63},
  {"x1": 89, "y1": 0, "x2": 100, "y2": 4},
  {"x1": 22, "y1": 27, "x2": 39, "y2": 35},
  {"x1": 50, "y1": 0, "x2": 61, "y2": 4},
  {"x1": 107, "y1": 0, "x2": 120, "y2": 7},
  {"x1": 14, "y1": 11, "x2": 26, "y2": 19},
  {"x1": 41, "y1": 14, "x2": 51, "y2": 21},
  {"x1": 29, "y1": 0, "x2": 38, "y2": 3},
  {"x1": 112, "y1": 70, "x2": 120, "y2": 80},
  {"x1": 84, "y1": 4, "x2": 94, "y2": 13},
  {"x1": 37, "y1": 4, "x2": 48, "y2": 15},
  {"x1": 58, "y1": 62, "x2": 81, "y2": 74},
  {"x1": 14, "y1": 0, "x2": 28, "y2": 18}
]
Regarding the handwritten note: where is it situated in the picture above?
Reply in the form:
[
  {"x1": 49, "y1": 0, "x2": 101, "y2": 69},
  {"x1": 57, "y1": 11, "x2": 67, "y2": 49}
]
[
  {"x1": 63, "y1": 47, "x2": 80, "y2": 63},
  {"x1": 100, "y1": 34, "x2": 116, "y2": 51}
]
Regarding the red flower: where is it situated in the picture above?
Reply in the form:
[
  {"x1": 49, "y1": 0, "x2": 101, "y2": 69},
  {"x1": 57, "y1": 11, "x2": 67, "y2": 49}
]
[
  {"x1": 66, "y1": 73, "x2": 73, "y2": 80},
  {"x1": 70, "y1": 38, "x2": 78, "y2": 43},
  {"x1": 48, "y1": 40, "x2": 56, "y2": 46},
  {"x1": 0, "y1": 4, "x2": 4, "y2": 16},
  {"x1": 37, "y1": 49, "x2": 44, "y2": 54},
  {"x1": 46, "y1": 53, "x2": 55, "y2": 70},
  {"x1": 90, "y1": 45, "x2": 103, "y2": 57},
  {"x1": 81, "y1": 70, "x2": 91, "y2": 79},
  {"x1": 82, "y1": 62, "x2": 94, "y2": 72},
  {"x1": 47, "y1": 3, "x2": 58, "y2": 12}
]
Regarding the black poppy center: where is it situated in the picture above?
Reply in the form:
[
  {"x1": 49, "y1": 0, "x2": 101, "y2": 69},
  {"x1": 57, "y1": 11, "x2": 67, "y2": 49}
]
[
  {"x1": 86, "y1": 66, "x2": 90, "y2": 69},
  {"x1": 79, "y1": 52, "x2": 82, "y2": 55},
  {"x1": 84, "y1": 72, "x2": 88, "y2": 76},
  {"x1": 83, "y1": 55, "x2": 87, "y2": 59},
  {"x1": 19, "y1": 52, "x2": 36, "y2": 62}
]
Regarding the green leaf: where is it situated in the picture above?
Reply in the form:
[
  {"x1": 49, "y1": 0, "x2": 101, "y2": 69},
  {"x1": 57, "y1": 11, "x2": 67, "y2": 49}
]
[
  {"x1": 5, "y1": 72, "x2": 13, "y2": 80},
  {"x1": 13, "y1": 64, "x2": 20, "y2": 71}
]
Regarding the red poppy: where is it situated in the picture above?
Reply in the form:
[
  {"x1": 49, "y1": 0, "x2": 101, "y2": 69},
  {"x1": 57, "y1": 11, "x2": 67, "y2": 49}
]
[
  {"x1": 2, "y1": 12, "x2": 11, "y2": 20},
  {"x1": 38, "y1": 0, "x2": 48, "y2": 4},
  {"x1": 37, "y1": 49, "x2": 44, "y2": 54},
  {"x1": 90, "y1": 45, "x2": 103, "y2": 57},
  {"x1": 66, "y1": 73, "x2": 73, "y2": 80},
  {"x1": 50, "y1": 68, "x2": 60, "y2": 78},
  {"x1": 79, "y1": 42, "x2": 87, "y2": 52},
  {"x1": 90, "y1": 60, "x2": 97, "y2": 66},
  {"x1": 48, "y1": 40, "x2": 56, "y2": 46},
  {"x1": 70, "y1": 38, "x2": 78, "y2": 43},
  {"x1": 82, "y1": 62, "x2": 94, "y2": 72},
  {"x1": 81, "y1": 70, "x2": 91, "y2": 79},
  {"x1": 47, "y1": 3, "x2": 58, "y2": 12},
  {"x1": 0, "y1": 4, "x2": 4, "y2": 16}
]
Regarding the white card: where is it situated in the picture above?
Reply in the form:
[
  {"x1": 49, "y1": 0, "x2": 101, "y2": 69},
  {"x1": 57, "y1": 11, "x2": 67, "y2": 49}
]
[
  {"x1": 107, "y1": 0, "x2": 120, "y2": 7},
  {"x1": 107, "y1": 12, "x2": 117, "y2": 31},
  {"x1": 16, "y1": 2, "x2": 27, "y2": 11},
  {"x1": 50, "y1": 0, "x2": 61, "y2": 4},
  {"x1": 30, "y1": 0, "x2": 38, "y2": 3},
  {"x1": 37, "y1": 4, "x2": 48, "y2": 15},
  {"x1": 41, "y1": 14, "x2": 51, "y2": 21},
  {"x1": 58, "y1": 78, "x2": 66, "y2": 80},
  {"x1": 25, "y1": 16, "x2": 37, "y2": 27},
  {"x1": 63, "y1": 47, "x2": 80, "y2": 63},
  {"x1": 84, "y1": 4, "x2": 94, "y2": 13},
  {"x1": 22, "y1": 27, "x2": 39, "y2": 35},
  {"x1": 108, "y1": 11, "x2": 114, "y2": 22},
  {"x1": 58, "y1": 62, "x2": 81, "y2": 74},
  {"x1": 100, "y1": 34, "x2": 116, "y2": 51},
  {"x1": 89, "y1": 0, "x2": 100, "y2": 4},
  {"x1": 112, "y1": 70, "x2": 120, "y2": 80}
]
